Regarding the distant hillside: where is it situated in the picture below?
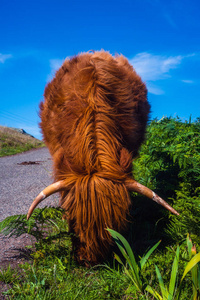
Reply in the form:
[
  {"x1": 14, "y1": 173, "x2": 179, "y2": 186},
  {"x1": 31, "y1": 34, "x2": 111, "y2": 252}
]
[{"x1": 0, "y1": 126, "x2": 45, "y2": 157}]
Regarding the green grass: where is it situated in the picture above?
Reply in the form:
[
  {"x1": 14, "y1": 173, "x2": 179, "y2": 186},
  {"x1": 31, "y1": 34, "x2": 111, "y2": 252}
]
[
  {"x1": 2, "y1": 262, "x2": 129, "y2": 299},
  {"x1": 0, "y1": 126, "x2": 45, "y2": 156},
  {"x1": 0, "y1": 208, "x2": 130, "y2": 299},
  {"x1": 1, "y1": 207, "x2": 200, "y2": 299}
]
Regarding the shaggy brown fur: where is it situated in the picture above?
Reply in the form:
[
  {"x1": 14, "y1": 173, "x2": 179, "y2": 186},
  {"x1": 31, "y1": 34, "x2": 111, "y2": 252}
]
[{"x1": 40, "y1": 50, "x2": 150, "y2": 264}]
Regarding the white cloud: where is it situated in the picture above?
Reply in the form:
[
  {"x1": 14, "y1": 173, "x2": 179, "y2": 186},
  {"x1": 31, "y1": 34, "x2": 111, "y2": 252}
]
[
  {"x1": 181, "y1": 79, "x2": 194, "y2": 84},
  {"x1": 147, "y1": 83, "x2": 165, "y2": 95},
  {"x1": 50, "y1": 58, "x2": 64, "y2": 73},
  {"x1": 129, "y1": 52, "x2": 183, "y2": 82},
  {"x1": 129, "y1": 52, "x2": 193, "y2": 95},
  {"x1": 47, "y1": 58, "x2": 64, "y2": 82},
  {"x1": 0, "y1": 53, "x2": 12, "y2": 63}
]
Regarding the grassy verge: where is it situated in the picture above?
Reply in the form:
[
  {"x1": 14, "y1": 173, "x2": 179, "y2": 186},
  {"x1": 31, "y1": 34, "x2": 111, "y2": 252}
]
[
  {"x1": 0, "y1": 126, "x2": 45, "y2": 157},
  {"x1": 0, "y1": 208, "x2": 130, "y2": 299},
  {"x1": 0, "y1": 207, "x2": 200, "y2": 299}
]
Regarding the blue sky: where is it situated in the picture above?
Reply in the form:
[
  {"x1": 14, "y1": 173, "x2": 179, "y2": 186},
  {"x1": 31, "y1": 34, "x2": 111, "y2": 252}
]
[{"x1": 0, "y1": 0, "x2": 199, "y2": 139}]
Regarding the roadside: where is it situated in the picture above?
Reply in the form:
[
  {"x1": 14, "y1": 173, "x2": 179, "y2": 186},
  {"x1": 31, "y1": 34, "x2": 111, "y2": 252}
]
[
  {"x1": 0, "y1": 147, "x2": 59, "y2": 221},
  {"x1": 0, "y1": 148, "x2": 59, "y2": 276},
  {"x1": 0, "y1": 126, "x2": 44, "y2": 157}
]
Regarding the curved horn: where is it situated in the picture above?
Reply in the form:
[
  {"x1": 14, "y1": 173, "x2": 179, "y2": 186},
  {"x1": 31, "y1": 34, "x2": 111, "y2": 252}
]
[
  {"x1": 27, "y1": 180, "x2": 66, "y2": 220},
  {"x1": 125, "y1": 179, "x2": 179, "y2": 216}
]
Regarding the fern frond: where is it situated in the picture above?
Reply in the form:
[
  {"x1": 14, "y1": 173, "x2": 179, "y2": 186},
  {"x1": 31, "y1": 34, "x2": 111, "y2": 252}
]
[{"x1": 0, "y1": 207, "x2": 66, "y2": 241}]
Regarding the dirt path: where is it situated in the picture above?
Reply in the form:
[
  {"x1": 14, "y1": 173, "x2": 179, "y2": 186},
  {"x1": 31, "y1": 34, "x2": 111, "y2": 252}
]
[{"x1": 0, "y1": 148, "x2": 59, "y2": 293}]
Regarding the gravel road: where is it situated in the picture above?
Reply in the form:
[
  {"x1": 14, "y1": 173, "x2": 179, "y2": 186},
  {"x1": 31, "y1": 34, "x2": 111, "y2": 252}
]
[
  {"x1": 0, "y1": 147, "x2": 59, "y2": 222},
  {"x1": 0, "y1": 148, "x2": 60, "y2": 285}
]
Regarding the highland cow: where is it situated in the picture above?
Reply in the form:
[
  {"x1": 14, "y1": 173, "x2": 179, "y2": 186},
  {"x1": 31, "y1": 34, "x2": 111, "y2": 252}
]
[{"x1": 27, "y1": 50, "x2": 178, "y2": 265}]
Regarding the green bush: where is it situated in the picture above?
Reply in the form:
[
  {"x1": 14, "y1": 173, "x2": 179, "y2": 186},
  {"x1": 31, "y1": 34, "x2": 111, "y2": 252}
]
[{"x1": 131, "y1": 117, "x2": 200, "y2": 248}]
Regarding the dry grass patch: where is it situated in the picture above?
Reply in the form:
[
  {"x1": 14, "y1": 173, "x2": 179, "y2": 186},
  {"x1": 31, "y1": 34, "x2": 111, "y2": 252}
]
[{"x1": 0, "y1": 126, "x2": 45, "y2": 156}]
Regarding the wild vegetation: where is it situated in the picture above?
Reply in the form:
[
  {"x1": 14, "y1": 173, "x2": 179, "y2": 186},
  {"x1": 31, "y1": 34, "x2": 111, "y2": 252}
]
[
  {"x1": 0, "y1": 126, "x2": 44, "y2": 157},
  {"x1": 0, "y1": 117, "x2": 200, "y2": 299}
]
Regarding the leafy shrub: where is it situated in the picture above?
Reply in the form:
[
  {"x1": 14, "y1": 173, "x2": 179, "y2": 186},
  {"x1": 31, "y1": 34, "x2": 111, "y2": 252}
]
[{"x1": 131, "y1": 117, "x2": 200, "y2": 248}]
